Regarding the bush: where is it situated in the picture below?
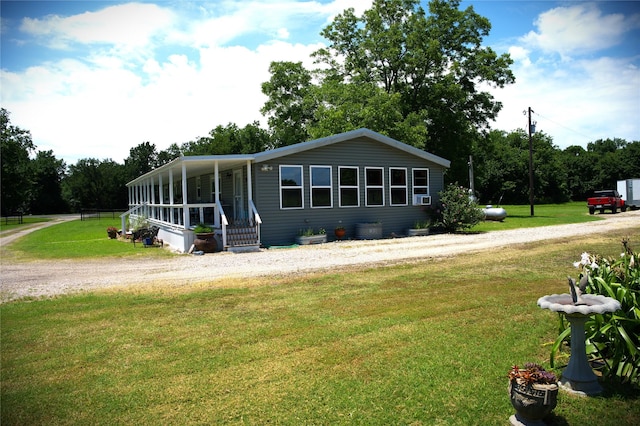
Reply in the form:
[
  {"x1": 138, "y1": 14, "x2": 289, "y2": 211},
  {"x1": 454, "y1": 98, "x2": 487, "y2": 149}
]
[
  {"x1": 552, "y1": 239, "x2": 640, "y2": 385},
  {"x1": 431, "y1": 184, "x2": 485, "y2": 232}
]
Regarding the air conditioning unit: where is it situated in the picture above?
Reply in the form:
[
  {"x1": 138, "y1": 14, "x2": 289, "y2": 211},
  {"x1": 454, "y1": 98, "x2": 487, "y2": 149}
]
[{"x1": 414, "y1": 195, "x2": 431, "y2": 205}]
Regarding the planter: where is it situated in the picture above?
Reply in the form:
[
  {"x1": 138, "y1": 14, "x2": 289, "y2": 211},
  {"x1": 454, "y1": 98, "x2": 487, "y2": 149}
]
[
  {"x1": 356, "y1": 223, "x2": 382, "y2": 240},
  {"x1": 194, "y1": 232, "x2": 217, "y2": 253},
  {"x1": 509, "y1": 380, "x2": 558, "y2": 425},
  {"x1": 407, "y1": 228, "x2": 429, "y2": 237},
  {"x1": 334, "y1": 228, "x2": 346, "y2": 239},
  {"x1": 297, "y1": 234, "x2": 327, "y2": 245}
]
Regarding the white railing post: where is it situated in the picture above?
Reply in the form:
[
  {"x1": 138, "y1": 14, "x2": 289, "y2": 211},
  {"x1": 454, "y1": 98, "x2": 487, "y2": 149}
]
[{"x1": 182, "y1": 162, "x2": 189, "y2": 228}]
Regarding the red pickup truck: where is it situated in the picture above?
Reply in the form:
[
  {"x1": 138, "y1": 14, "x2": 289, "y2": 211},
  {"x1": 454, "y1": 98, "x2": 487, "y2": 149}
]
[{"x1": 587, "y1": 190, "x2": 626, "y2": 214}]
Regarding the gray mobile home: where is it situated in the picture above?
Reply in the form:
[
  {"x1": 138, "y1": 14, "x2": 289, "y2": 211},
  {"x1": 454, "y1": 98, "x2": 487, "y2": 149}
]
[{"x1": 124, "y1": 128, "x2": 450, "y2": 252}]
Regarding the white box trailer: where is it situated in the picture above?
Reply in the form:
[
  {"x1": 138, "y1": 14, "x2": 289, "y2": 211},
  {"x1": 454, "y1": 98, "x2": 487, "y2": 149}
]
[{"x1": 617, "y1": 179, "x2": 640, "y2": 209}]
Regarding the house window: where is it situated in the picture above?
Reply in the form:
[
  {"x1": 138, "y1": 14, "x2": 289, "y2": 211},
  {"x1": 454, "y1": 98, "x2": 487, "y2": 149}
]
[
  {"x1": 365, "y1": 167, "x2": 384, "y2": 206},
  {"x1": 310, "y1": 166, "x2": 332, "y2": 208},
  {"x1": 412, "y1": 168, "x2": 430, "y2": 205},
  {"x1": 196, "y1": 176, "x2": 202, "y2": 201},
  {"x1": 390, "y1": 168, "x2": 408, "y2": 206},
  {"x1": 280, "y1": 165, "x2": 303, "y2": 209},
  {"x1": 339, "y1": 166, "x2": 359, "y2": 207}
]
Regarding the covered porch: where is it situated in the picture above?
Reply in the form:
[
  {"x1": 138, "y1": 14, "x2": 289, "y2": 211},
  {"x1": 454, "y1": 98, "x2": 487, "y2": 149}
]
[{"x1": 123, "y1": 155, "x2": 262, "y2": 253}]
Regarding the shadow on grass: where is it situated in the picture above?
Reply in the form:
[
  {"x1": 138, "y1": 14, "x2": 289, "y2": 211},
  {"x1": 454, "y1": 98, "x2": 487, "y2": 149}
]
[
  {"x1": 601, "y1": 379, "x2": 640, "y2": 400},
  {"x1": 544, "y1": 412, "x2": 570, "y2": 425}
]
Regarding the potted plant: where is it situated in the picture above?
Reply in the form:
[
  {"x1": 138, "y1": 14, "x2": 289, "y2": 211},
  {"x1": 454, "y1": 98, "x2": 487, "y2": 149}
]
[
  {"x1": 193, "y1": 223, "x2": 216, "y2": 253},
  {"x1": 407, "y1": 219, "x2": 430, "y2": 237},
  {"x1": 297, "y1": 227, "x2": 327, "y2": 245},
  {"x1": 334, "y1": 225, "x2": 346, "y2": 240},
  {"x1": 508, "y1": 363, "x2": 558, "y2": 425},
  {"x1": 106, "y1": 226, "x2": 118, "y2": 239},
  {"x1": 193, "y1": 223, "x2": 213, "y2": 238}
]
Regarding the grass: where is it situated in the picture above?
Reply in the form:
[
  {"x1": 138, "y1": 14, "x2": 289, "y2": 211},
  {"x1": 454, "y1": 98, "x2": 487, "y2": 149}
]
[
  {"x1": 2, "y1": 218, "x2": 175, "y2": 260},
  {"x1": 470, "y1": 201, "x2": 601, "y2": 232},
  {"x1": 2, "y1": 219, "x2": 640, "y2": 424}
]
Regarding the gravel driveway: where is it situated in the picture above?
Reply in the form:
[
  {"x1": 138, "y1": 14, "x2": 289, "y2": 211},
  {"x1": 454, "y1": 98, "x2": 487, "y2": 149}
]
[{"x1": 1, "y1": 211, "x2": 639, "y2": 302}]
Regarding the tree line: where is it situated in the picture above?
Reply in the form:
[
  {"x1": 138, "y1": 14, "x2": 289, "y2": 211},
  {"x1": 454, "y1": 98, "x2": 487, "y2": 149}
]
[{"x1": 2, "y1": 0, "x2": 639, "y2": 215}]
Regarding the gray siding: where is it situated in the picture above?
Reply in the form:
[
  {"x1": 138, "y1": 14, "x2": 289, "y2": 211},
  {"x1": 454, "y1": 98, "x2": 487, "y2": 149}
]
[{"x1": 253, "y1": 136, "x2": 446, "y2": 246}]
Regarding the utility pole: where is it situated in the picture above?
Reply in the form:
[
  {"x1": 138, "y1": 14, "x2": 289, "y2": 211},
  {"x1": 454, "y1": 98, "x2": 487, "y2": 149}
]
[{"x1": 527, "y1": 107, "x2": 536, "y2": 216}]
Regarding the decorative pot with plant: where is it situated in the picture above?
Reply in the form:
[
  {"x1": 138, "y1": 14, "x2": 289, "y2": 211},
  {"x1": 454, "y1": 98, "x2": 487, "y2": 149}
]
[
  {"x1": 193, "y1": 223, "x2": 216, "y2": 253},
  {"x1": 334, "y1": 225, "x2": 346, "y2": 239},
  {"x1": 297, "y1": 227, "x2": 327, "y2": 245},
  {"x1": 508, "y1": 363, "x2": 558, "y2": 425},
  {"x1": 407, "y1": 219, "x2": 430, "y2": 237},
  {"x1": 106, "y1": 226, "x2": 118, "y2": 239},
  {"x1": 193, "y1": 223, "x2": 213, "y2": 237}
]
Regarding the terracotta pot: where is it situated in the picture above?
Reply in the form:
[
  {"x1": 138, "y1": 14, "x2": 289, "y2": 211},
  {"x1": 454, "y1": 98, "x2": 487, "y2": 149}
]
[
  {"x1": 334, "y1": 228, "x2": 346, "y2": 239},
  {"x1": 194, "y1": 232, "x2": 217, "y2": 253},
  {"x1": 509, "y1": 380, "x2": 558, "y2": 424}
]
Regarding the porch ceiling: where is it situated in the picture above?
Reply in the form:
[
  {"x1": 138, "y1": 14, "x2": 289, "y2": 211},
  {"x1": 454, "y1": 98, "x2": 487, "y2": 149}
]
[{"x1": 127, "y1": 155, "x2": 254, "y2": 186}]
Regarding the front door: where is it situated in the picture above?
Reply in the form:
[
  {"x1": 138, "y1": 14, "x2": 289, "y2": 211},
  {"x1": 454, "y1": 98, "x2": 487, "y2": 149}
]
[{"x1": 233, "y1": 169, "x2": 246, "y2": 221}]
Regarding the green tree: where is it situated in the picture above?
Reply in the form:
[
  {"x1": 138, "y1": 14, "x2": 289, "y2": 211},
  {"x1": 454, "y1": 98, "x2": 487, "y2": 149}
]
[
  {"x1": 29, "y1": 150, "x2": 67, "y2": 214},
  {"x1": 182, "y1": 122, "x2": 272, "y2": 155},
  {"x1": 157, "y1": 143, "x2": 183, "y2": 166},
  {"x1": 307, "y1": 0, "x2": 514, "y2": 183},
  {"x1": 63, "y1": 159, "x2": 127, "y2": 211},
  {"x1": 1, "y1": 108, "x2": 36, "y2": 215},
  {"x1": 261, "y1": 61, "x2": 315, "y2": 147},
  {"x1": 473, "y1": 129, "x2": 569, "y2": 204},
  {"x1": 125, "y1": 141, "x2": 158, "y2": 181}
]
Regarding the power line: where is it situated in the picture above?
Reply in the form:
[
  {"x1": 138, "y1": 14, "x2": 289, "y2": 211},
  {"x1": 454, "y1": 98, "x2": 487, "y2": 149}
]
[{"x1": 531, "y1": 110, "x2": 596, "y2": 142}]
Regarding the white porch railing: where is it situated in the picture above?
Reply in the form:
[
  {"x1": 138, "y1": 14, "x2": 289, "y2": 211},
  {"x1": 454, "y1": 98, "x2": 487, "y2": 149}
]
[{"x1": 123, "y1": 201, "x2": 261, "y2": 251}]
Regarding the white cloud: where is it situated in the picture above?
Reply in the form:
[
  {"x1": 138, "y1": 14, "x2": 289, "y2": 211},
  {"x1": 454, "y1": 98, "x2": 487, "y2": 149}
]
[
  {"x1": 521, "y1": 3, "x2": 640, "y2": 57},
  {"x1": 20, "y1": 3, "x2": 175, "y2": 49},
  {"x1": 490, "y1": 47, "x2": 639, "y2": 148}
]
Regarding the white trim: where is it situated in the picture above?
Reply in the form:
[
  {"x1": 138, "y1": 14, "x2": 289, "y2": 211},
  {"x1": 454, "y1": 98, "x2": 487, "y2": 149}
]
[
  {"x1": 310, "y1": 165, "x2": 333, "y2": 208},
  {"x1": 279, "y1": 165, "x2": 304, "y2": 210},
  {"x1": 338, "y1": 166, "x2": 360, "y2": 208},
  {"x1": 412, "y1": 168, "x2": 430, "y2": 205},
  {"x1": 389, "y1": 167, "x2": 408, "y2": 206},
  {"x1": 365, "y1": 167, "x2": 385, "y2": 207}
]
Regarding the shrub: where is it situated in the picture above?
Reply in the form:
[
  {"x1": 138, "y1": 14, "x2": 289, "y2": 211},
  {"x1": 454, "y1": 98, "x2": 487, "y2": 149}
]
[
  {"x1": 551, "y1": 238, "x2": 640, "y2": 385},
  {"x1": 431, "y1": 184, "x2": 484, "y2": 232}
]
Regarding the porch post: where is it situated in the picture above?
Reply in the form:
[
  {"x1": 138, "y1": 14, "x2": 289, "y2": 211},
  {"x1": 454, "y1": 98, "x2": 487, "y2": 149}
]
[
  {"x1": 246, "y1": 159, "x2": 253, "y2": 201},
  {"x1": 150, "y1": 177, "x2": 155, "y2": 220},
  {"x1": 214, "y1": 161, "x2": 220, "y2": 228},
  {"x1": 169, "y1": 168, "x2": 174, "y2": 225},
  {"x1": 182, "y1": 162, "x2": 189, "y2": 228},
  {"x1": 159, "y1": 173, "x2": 164, "y2": 222}
]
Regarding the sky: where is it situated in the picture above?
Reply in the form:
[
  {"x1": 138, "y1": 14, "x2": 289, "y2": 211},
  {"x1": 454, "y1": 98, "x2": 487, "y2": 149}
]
[{"x1": 1, "y1": 0, "x2": 639, "y2": 166}]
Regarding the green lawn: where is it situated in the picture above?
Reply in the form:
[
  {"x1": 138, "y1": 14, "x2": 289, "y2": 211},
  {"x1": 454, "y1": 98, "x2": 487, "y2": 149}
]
[
  {"x1": 3, "y1": 218, "x2": 175, "y2": 260},
  {"x1": 1, "y1": 212, "x2": 639, "y2": 425},
  {"x1": 470, "y1": 201, "x2": 601, "y2": 232}
]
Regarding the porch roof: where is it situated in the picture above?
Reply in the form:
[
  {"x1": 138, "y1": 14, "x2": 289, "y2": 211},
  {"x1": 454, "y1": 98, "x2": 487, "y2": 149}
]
[{"x1": 127, "y1": 154, "x2": 254, "y2": 186}]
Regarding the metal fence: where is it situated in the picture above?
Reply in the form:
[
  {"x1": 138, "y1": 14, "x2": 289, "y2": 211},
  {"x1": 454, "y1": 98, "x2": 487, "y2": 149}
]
[{"x1": 80, "y1": 209, "x2": 122, "y2": 221}]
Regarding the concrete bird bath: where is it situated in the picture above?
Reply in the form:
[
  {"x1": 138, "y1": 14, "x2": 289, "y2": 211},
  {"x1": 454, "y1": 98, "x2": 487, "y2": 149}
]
[{"x1": 537, "y1": 284, "x2": 621, "y2": 396}]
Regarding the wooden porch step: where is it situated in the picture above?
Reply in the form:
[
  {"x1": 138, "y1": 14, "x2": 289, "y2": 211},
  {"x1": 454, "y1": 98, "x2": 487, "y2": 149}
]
[{"x1": 225, "y1": 225, "x2": 259, "y2": 249}]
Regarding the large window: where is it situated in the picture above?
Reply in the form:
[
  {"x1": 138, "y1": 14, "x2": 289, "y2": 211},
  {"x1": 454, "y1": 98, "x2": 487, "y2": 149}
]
[
  {"x1": 412, "y1": 168, "x2": 430, "y2": 205},
  {"x1": 310, "y1": 166, "x2": 332, "y2": 208},
  {"x1": 339, "y1": 166, "x2": 359, "y2": 207},
  {"x1": 389, "y1": 168, "x2": 408, "y2": 206},
  {"x1": 365, "y1": 167, "x2": 384, "y2": 206},
  {"x1": 280, "y1": 165, "x2": 303, "y2": 209}
]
